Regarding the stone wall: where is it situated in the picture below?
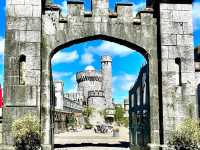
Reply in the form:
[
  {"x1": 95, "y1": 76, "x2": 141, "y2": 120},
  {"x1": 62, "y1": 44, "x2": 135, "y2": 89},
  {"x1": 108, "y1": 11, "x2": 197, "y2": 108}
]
[
  {"x1": 3, "y1": 0, "x2": 42, "y2": 145},
  {"x1": 160, "y1": 2, "x2": 197, "y2": 143},
  {"x1": 3, "y1": 0, "x2": 198, "y2": 149}
]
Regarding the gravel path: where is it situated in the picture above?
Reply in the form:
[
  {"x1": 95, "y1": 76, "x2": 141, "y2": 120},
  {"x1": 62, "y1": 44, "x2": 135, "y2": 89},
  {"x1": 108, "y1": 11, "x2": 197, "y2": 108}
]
[{"x1": 54, "y1": 127, "x2": 130, "y2": 150}]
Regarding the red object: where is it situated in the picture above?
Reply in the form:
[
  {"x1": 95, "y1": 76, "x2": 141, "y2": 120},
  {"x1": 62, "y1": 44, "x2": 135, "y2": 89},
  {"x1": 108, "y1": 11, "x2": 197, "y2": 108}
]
[{"x1": 0, "y1": 84, "x2": 3, "y2": 108}]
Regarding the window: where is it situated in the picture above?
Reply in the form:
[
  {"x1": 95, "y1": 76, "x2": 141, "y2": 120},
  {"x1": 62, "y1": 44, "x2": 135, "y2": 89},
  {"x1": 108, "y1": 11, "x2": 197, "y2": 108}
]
[
  {"x1": 19, "y1": 55, "x2": 26, "y2": 85},
  {"x1": 175, "y1": 57, "x2": 182, "y2": 86},
  {"x1": 137, "y1": 88, "x2": 140, "y2": 106},
  {"x1": 131, "y1": 94, "x2": 134, "y2": 107},
  {"x1": 143, "y1": 83, "x2": 146, "y2": 105}
]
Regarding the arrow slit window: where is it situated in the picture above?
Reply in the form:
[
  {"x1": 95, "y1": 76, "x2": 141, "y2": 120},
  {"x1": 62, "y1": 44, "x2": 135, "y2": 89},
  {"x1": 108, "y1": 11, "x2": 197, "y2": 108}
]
[{"x1": 19, "y1": 55, "x2": 26, "y2": 85}]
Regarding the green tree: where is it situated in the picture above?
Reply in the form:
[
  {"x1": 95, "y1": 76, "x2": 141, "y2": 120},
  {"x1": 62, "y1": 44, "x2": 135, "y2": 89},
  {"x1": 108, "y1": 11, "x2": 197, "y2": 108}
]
[
  {"x1": 168, "y1": 118, "x2": 200, "y2": 150},
  {"x1": 83, "y1": 106, "x2": 94, "y2": 118},
  {"x1": 114, "y1": 105, "x2": 125, "y2": 126},
  {"x1": 83, "y1": 106, "x2": 94, "y2": 129},
  {"x1": 67, "y1": 114, "x2": 77, "y2": 128}
]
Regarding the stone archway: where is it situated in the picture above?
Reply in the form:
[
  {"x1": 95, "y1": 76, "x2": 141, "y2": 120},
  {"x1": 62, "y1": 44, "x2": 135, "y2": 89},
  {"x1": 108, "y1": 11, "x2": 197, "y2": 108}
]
[
  {"x1": 2, "y1": 0, "x2": 197, "y2": 150},
  {"x1": 41, "y1": 3, "x2": 159, "y2": 147}
]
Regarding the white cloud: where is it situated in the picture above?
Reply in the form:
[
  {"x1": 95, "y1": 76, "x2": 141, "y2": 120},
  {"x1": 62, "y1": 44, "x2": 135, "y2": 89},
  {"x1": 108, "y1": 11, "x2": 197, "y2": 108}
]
[
  {"x1": 113, "y1": 73, "x2": 137, "y2": 91},
  {"x1": 53, "y1": 71, "x2": 72, "y2": 79},
  {"x1": 81, "y1": 53, "x2": 94, "y2": 65},
  {"x1": 85, "y1": 65, "x2": 95, "y2": 70},
  {"x1": 70, "y1": 74, "x2": 76, "y2": 83},
  {"x1": 0, "y1": 37, "x2": 5, "y2": 56},
  {"x1": 59, "y1": 1, "x2": 67, "y2": 17},
  {"x1": 193, "y1": 2, "x2": 200, "y2": 30},
  {"x1": 52, "y1": 50, "x2": 79, "y2": 64},
  {"x1": 86, "y1": 41, "x2": 134, "y2": 57},
  {"x1": 133, "y1": 2, "x2": 146, "y2": 16}
]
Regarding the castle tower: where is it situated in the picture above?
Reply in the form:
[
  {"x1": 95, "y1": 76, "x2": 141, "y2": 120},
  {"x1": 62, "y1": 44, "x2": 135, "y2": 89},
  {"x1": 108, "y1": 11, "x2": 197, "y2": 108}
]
[{"x1": 101, "y1": 56, "x2": 112, "y2": 108}]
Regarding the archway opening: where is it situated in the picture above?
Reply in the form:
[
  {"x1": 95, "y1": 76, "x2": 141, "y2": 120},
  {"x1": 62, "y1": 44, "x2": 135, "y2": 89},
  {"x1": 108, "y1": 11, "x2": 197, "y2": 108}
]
[{"x1": 50, "y1": 37, "x2": 150, "y2": 150}]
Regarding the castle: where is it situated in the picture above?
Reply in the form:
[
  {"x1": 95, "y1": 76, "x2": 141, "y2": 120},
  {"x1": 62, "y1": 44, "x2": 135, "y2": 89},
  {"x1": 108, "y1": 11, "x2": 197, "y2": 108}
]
[{"x1": 54, "y1": 55, "x2": 114, "y2": 125}]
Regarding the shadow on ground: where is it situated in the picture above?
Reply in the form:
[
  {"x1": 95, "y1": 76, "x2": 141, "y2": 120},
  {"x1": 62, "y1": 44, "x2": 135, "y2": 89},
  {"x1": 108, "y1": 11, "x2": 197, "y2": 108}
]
[{"x1": 54, "y1": 142, "x2": 129, "y2": 148}]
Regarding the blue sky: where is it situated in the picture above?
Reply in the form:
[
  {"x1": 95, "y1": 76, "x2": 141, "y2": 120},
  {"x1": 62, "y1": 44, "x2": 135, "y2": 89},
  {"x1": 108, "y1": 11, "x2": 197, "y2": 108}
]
[{"x1": 0, "y1": 0, "x2": 200, "y2": 103}]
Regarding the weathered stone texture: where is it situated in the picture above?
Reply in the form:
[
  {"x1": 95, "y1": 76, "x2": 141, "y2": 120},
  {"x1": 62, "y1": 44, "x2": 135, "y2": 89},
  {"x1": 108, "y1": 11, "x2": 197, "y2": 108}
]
[
  {"x1": 3, "y1": 0, "x2": 42, "y2": 146},
  {"x1": 2, "y1": 0, "x2": 197, "y2": 150},
  {"x1": 160, "y1": 3, "x2": 196, "y2": 143}
]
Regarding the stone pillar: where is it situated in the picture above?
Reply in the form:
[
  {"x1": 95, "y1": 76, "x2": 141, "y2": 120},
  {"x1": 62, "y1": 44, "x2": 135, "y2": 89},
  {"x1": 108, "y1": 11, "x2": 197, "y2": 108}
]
[
  {"x1": 101, "y1": 56, "x2": 112, "y2": 108},
  {"x1": 159, "y1": 0, "x2": 197, "y2": 144},
  {"x1": 3, "y1": 0, "x2": 42, "y2": 147}
]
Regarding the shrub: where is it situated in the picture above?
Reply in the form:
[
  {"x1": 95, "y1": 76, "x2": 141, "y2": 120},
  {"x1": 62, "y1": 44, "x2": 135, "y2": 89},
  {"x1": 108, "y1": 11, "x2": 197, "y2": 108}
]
[
  {"x1": 12, "y1": 114, "x2": 41, "y2": 150},
  {"x1": 168, "y1": 118, "x2": 200, "y2": 150},
  {"x1": 84, "y1": 123, "x2": 93, "y2": 129}
]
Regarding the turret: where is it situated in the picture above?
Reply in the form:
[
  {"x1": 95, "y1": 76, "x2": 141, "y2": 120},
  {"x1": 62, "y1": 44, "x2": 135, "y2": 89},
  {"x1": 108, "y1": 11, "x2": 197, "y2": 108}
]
[{"x1": 101, "y1": 56, "x2": 112, "y2": 108}]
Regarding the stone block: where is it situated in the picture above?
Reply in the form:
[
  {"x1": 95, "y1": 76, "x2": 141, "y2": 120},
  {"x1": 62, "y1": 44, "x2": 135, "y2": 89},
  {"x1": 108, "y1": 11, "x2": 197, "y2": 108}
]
[
  {"x1": 183, "y1": 22, "x2": 193, "y2": 34},
  {"x1": 177, "y1": 35, "x2": 193, "y2": 46},
  {"x1": 14, "y1": 30, "x2": 25, "y2": 42},
  {"x1": 161, "y1": 59, "x2": 168, "y2": 72},
  {"x1": 25, "y1": 0, "x2": 41, "y2": 5},
  {"x1": 160, "y1": 4, "x2": 192, "y2": 11},
  {"x1": 26, "y1": 31, "x2": 41, "y2": 42},
  {"x1": 5, "y1": 85, "x2": 38, "y2": 106},
  {"x1": 182, "y1": 72, "x2": 195, "y2": 85},
  {"x1": 25, "y1": 70, "x2": 40, "y2": 85},
  {"x1": 8, "y1": 4, "x2": 33, "y2": 17},
  {"x1": 181, "y1": 59, "x2": 195, "y2": 72},
  {"x1": 67, "y1": 2, "x2": 84, "y2": 17},
  {"x1": 7, "y1": 0, "x2": 24, "y2": 5},
  {"x1": 7, "y1": 17, "x2": 27, "y2": 30},
  {"x1": 162, "y1": 72, "x2": 179, "y2": 86},
  {"x1": 170, "y1": 46, "x2": 193, "y2": 59},
  {"x1": 161, "y1": 46, "x2": 169, "y2": 59},
  {"x1": 26, "y1": 56, "x2": 41, "y2": 70},
  {"x1": 167, "y1": 46, "x2": 180, "y2": 59},
  {"x1": 20, "y1": 42, "x2": 40, "y2": 57},
  {"x1": 161, "y1": 21, "x2": 183, "y2": 34},
  {"x1": 27, "y1": 18, "x2": 41, "y2": 31},
  {"x1": 116, "y1": 4, "x2": 133, "y2": 17},
  {"x1": 172, "y1": 10, "x2": 192, "y2": 23},
  {"x1": 32, "y1": 5, "x2": 41, "y2": 17},
  {"x1": 161, "y1": 34, "x2": 176, "y2": 46},
  {"x1": 160, "y1": 10, "x2": 172, "y2": 21},
  {"x1": 15, "y1": 30, "x2": 41, "y2": 42}
]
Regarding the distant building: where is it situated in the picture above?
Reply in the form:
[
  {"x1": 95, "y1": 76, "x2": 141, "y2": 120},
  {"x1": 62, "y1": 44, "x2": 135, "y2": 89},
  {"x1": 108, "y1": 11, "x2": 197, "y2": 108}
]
[
  {"x1": 53, "y1": 81, "x2": 83, "y2": 133},
  {"x1": 129, "y1": 64, "x2": 150, "y2": 149},
  {"x1": 54, "y1": 56, "x2": 114, "y2": 126},
  {"x1": 123, "y1": 98, "x2": 129, "y2": 118}
]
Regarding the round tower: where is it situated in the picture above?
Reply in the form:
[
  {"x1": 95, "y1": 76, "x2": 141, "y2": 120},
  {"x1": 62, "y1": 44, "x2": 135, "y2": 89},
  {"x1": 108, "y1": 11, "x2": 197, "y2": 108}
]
[
  {"x1": 76, "y1": 69, "x2": 103, "y2": 103},
  {"x1": 101, "y1": 56, "x2": 113, "y2": 108}
]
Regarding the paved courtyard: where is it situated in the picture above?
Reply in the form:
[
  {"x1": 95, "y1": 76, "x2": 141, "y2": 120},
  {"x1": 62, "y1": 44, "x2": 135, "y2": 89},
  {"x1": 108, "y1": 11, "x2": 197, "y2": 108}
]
[{"x1": 54, "y1": 127, "x2": 130, "y2": 150}]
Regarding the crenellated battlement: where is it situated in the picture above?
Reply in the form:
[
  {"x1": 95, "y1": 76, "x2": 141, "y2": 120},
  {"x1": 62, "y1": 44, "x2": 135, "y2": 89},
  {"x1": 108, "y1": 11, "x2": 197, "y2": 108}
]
[
  {"x1": 115, "y1": 3, "x2": 133, "y2": 17},
  {"x1": 67, "y1": 0, "x2": 84, "y2": 16},
  {"x1": 101, "y1": 55, "x2": 112, "y2": 63},
  {"x1": 76, "y1": 70, "x2": 103, "y2": 83},
  {"x1": 88, "y1": 90, "x2": 105, "y2": 97},
  {"x1": 44, "y1": 0, "x2": 154, "y2": 23}
]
